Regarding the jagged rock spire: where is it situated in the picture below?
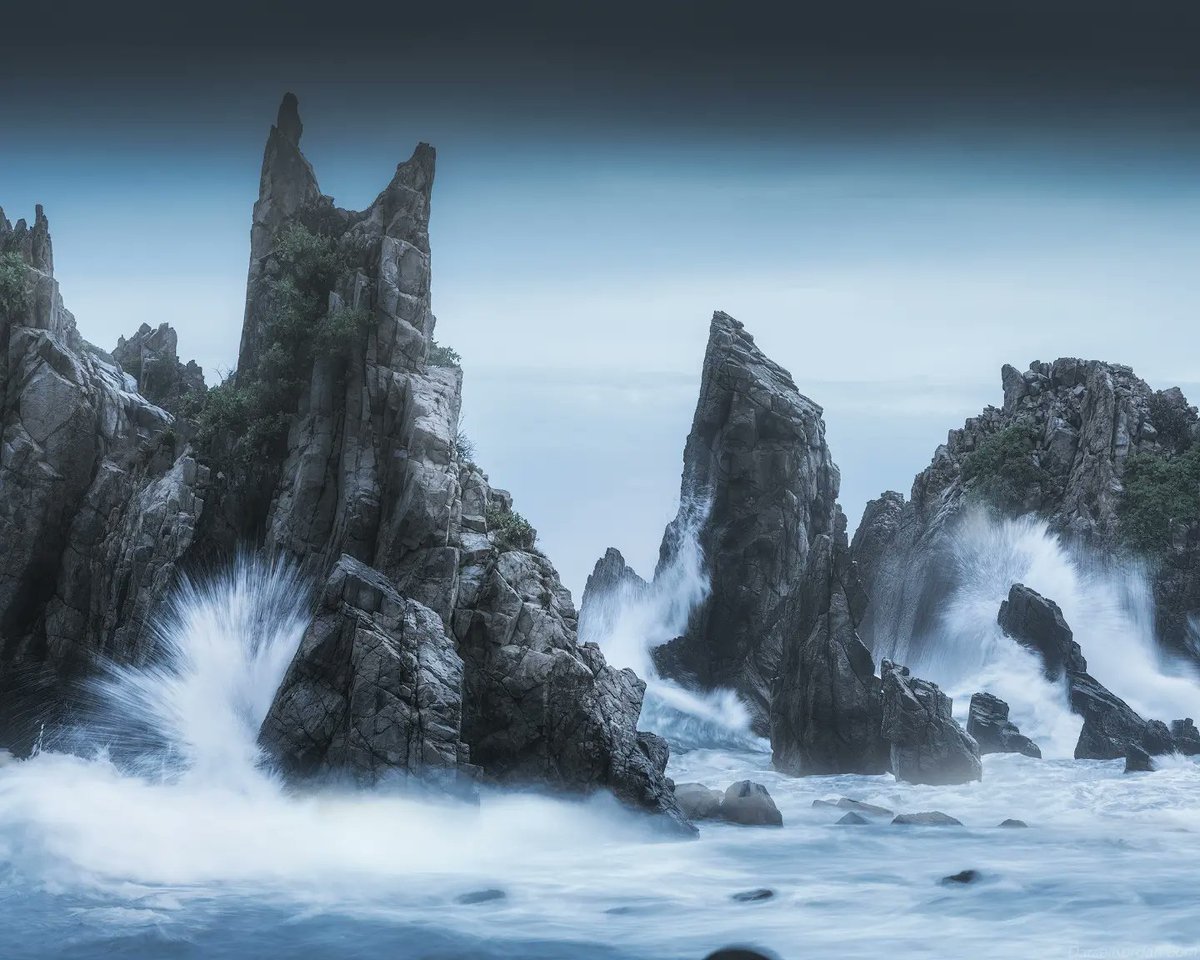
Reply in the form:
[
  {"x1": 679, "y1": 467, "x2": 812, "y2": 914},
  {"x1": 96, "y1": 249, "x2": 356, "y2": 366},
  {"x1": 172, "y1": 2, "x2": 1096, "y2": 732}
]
[{"x1": 651, "y1": 311, "x2": 841, "y2": 732}]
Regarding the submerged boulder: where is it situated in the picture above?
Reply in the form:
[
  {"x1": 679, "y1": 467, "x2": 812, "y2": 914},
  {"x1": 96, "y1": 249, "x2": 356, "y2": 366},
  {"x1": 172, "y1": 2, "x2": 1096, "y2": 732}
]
[
  {"x1": 967, "y1": 692, "x2": 1041, "y2": 758},
  {"x1": 880, "y1": 660, "x2": 982, "y2": 786},
  {"x1": 1123, "y1": 744, "x2": 1155, "y2": 774},
  {"x1": 892, "y1": 811, "x2": 963, "y2": 827},
  {"x1": 674, "y1": 782, "x2": 725, "y2": 821},
  {"x1": 719, "y1": 780, "x2": 784, "y2": 827}
]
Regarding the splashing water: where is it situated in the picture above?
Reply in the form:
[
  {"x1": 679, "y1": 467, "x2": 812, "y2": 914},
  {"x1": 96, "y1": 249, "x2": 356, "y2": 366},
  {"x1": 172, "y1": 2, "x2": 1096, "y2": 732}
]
[
  {"x1": 878, "y1": 509, "x2": 1200, "y2": 757},
  {"x1": 580, "y1": 498, "x2": 762, "y2": 751},
  {"x1": 87, "y1": 556, "x2": 312, "y2": 788}
]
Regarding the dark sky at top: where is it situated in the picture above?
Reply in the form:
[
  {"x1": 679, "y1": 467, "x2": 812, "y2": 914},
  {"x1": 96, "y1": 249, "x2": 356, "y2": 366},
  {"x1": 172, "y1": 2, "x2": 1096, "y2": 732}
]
[{"x1": 5, "y1": 0, "x2": 1200, "y2": 133}]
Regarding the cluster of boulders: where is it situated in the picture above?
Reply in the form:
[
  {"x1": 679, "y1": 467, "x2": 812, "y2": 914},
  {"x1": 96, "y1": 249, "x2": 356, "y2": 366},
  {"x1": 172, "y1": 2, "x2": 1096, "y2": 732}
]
[
  {"x1": 997, "y1": 584, "x2": 1198, "y2": 765},
  {"x1": 674, "y1": 779, "x2": 784, "y2": 826}
]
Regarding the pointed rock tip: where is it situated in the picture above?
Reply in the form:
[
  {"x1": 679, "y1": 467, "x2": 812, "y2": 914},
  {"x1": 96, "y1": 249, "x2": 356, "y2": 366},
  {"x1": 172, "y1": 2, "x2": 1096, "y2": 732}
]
[{"x1": 276, "y1": 92, "x2": 303, "y2": 145}]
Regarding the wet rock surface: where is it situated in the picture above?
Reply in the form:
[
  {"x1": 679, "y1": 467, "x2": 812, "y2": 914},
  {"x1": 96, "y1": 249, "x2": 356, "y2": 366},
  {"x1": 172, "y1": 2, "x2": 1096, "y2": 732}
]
[
  {"x1": 967, "y1": 692, "x2": 1041, "y2": 758},
  {"x1": 648, "y1": 312, "x2": 840, "y2": 733},
  {"x1": 880, "y1": 660, "x2": 982, "y2": 786},
  {"x1": 892, "y1": 811, "x2": 964, "y2": 827},
  {"x1": 718, "y1": 780, "x2": 784, "y2": 827},
  {"x1": 770, "y1": 515, "x2": 887, "y2": 776}
]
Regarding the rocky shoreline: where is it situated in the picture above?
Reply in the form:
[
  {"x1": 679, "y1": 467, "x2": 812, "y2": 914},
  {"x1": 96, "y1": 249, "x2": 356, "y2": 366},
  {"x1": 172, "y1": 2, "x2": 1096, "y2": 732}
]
[{"x1": 2, "y1": 93, "x2": 1199, "y2": 831}]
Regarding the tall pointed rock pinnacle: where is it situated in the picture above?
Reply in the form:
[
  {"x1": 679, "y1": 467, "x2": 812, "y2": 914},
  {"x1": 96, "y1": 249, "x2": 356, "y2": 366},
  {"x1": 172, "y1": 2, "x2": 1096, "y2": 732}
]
[{"x1": 651, "y1": 311, "x2": 841, "y2": 733}]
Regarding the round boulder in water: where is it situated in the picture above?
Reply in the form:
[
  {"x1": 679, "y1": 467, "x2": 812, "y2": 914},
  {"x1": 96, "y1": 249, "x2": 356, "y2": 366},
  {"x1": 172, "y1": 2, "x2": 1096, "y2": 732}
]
[
  {"x1": 941, "y1": 869, "x2": 980, "y2": 885},
  {"x1": 675, "y1": 782, "x2": 725, "y2": 821},
  {"x1": 720, "y1": 781, "x2": 783, "y2": 827},
  {"x1": 705, "y1": 949, "x2": 780, "y2": 960},
  {"x1": 892, "y1": 811, "x2": 963, "y2": 827},
  {"x1": 837, "y1": 812, "x2": 870, "y2": 825},
  {"x1": 999, "y1": 818, "x2": 1029, "y2": 828}
]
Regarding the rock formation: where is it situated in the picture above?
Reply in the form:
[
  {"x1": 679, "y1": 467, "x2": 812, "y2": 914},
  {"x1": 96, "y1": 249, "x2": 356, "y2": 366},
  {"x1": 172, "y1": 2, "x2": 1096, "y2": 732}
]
[
  {"x1": 996, "y1": 584, "x2": 1181, "y2": 759},
  {"x1": 770, "y1": 513, "x2": 888, "y2": 775},
  {"x1": 0, "y1": 205, "x2": 210, "y2": 747},
  {"x1": 853, "y1": 360, "x2": 1200, "y2": 665},
  {"x1": 966, "y1": 692, "x2": 1041, "y2": 758},
  {"x1": 0, "y1": 96, "x2": 689, "y2": 829},
  {"x1": 259, "y1": 555, "x2": 469, "y2": 787},
  {"x1": 879, "y1": 660, "x2": 982, "y2": 785},
  {"x1": 112, "y1": 322, "x2": 205, "y2": 416},
  {"x1": 604, "y1": 311, "x2": 840, "y2": 733}
]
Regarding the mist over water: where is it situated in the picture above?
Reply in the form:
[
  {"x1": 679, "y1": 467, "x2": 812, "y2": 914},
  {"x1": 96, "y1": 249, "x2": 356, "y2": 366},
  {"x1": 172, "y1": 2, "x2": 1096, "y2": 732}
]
[
  {"x1": 873, "y1": 509, "x2": 1200, "y2": 757},
  {"x1": 579, "y1": 498, "x2": 763, "y2": 752},
  {"x1": 0, "y1": 528, "x2": 1198, "y2": 958}
]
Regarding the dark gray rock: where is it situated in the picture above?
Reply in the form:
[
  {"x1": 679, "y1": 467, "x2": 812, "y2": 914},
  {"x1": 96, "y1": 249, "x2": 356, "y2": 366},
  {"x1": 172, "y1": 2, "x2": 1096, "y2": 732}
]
[
  {"x1": 456, "y1": 889, "x2": 506, "y2": 905},
  {"x1": 997, "y1": 585, "x2": 1087, "y2": 681},
  {"x1": 651, "y1": 312, "x2": 840, "y2": 733},
  {"x1": 849, "y1": 490, "x2": 905, "y2": 598},
  {"x1": 1124, "y1": 744, "x2": 1154, "y2": 773},
  {"x1": 941, "y1": 870, "x2": 980, "y2": 885},
  {"x1": 812, "y1": 797, "x2": 893, "y2": 817},
  {"x1": 719, "y1": 780, "x2": 783, "y2": 827},
  {"x1": 892, "y1": 811, "x2": 963, "y2": 827},
  {"x1": 1170, "y1": 718, "x2": 1200, "y2": 756},
  {"x1": 854, "y1": 360, "x2": 1200, "y2": 667},
  {"x1": 967, "y1": 692, "x2": 1041, "y2": 758},
  {"x1": 112, "y1": 322, "x2": 205, "y2": 416},
  {"x1": 674, "y1": 782, "x2": 724, "y2": 821},
  {"x1": 730, "y1": 888, "x2": 775, "y2": 903},
  {"x1": 837, "y1": 812, "x2": 869, "y2": 825},
  {"x1": 577, "y1": 547, "x2": 649, "y2": 645},
  {"x1": 771, "y1": 514, "x2": 888, "y2": 776},
  {"x1": 0, "y1": 205, "x2": 209, "y2": 746},
  {"x1": 705, "y1": 951, "x2": 778, "y2": 960},
  {"x1": 880, "y1": 660, "x2": 982, "y2": 785},
  {"x1": 259, "y1": 556, "x2": 468, "y2": 787},
  {"x1": 999, "y1": 819, "x2": 1028, "y2": 828},
  {"x1": 996, "y1": 587, "x2": 1178, "y2": 760}
]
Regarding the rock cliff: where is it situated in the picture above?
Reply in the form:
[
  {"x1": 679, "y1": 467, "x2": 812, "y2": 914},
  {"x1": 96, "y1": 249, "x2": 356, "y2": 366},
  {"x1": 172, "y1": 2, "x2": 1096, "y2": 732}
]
[
  {"x1": 0, "y1": 206, "x2": 210, "y2": 746},
  {"x1": 646, "y1": 312, "x2": 840, "y2": 732},
  {"x1": 770, "y1": 512, "x2": 888, "y2": 775},
  {"x1": 854, "y1": 359, "x2": 1200, "y2": 664},
  {"x1": 0, "y1": 96, "x2": 687, "y2": 828}
]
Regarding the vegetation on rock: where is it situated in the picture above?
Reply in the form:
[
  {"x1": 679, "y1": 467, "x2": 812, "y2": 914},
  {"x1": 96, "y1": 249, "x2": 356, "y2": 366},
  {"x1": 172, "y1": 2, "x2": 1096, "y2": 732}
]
[
  {"x1": 0, "y1": 252, "x2": 29, "y2": 318},
  {"x1": 195, "y1": 224, "x2": 365, "y2": 469},
  {"x1": 960, "y1": 423, "x2": 1054, "y2": 515},
  {"x1": 428, "y1": 339, "x2": 461, "y2": 368},
  {"x1": 1118, "y1": 445, "x2": 1200, "y2": 555},
  {"x1": 486, "y1": 504, "x2": 537, "y2": 551}
]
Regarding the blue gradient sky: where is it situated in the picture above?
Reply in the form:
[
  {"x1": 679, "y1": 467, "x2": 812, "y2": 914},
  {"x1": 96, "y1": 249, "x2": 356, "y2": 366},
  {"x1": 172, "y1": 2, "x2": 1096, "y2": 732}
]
[{"x1": 4, "y1": 3, "x2": 1199, "y2": 594}]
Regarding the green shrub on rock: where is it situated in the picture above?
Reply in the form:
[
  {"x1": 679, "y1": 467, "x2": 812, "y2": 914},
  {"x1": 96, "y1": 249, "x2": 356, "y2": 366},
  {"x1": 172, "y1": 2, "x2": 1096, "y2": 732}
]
[
  {"x1": 486, "y1": 504, "x2": 537, "y2": 551},
  {"x1": 960, "y1": 423, "x2": 1054, "y2": 515},
  {"x1": 428, "y1": 339, "x2": 461, "y2": 368},
  {"x1": 1118, "y1": 446, "x2": 1200, "y2": 555},
  {"x1": 0, "y1": 252, "x2": 29, "y2": 318}
]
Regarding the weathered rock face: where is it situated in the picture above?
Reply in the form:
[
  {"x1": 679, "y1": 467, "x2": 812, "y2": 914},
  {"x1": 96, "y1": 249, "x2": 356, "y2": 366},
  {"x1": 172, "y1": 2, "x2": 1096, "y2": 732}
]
[
  {"x1": 1170, "y1": 718, "x2": 1200, "y2": 756},
  {"x1": 719, "y1": 780, "x2": 783, "y2": 827},
  {"x1": 577, "y1": 547, "x2": 649, "y2": 646},
  {"x1": 880, "y1": 660, "x2": 982, "y2": 785},
  {"x1": 997, "y1": 585, "x2": 1087, "y2": 681},
  {"x1": 0, "y1": 96, "x2": 686, "y2": 827},
  {"x1": 770, "y1": 514, "x2": 888, "y2": 776},
  {"x1": 995, "y1": 585, "x2": 1180, "y2": 760},
  {"x1": 112, "y1": 322, "x2": 205, "y2": 416},
  {"x1": 0, "y1": 206, "x2": 209, "y2": 746},
  {"x1": 649, "y1": 311, "x2": 840, "y2": 732},
  {"x1": 966, "y1": 692, "x2": 1041, "y2": 758},
  {"x1": 855, "y1": 360, "x2": 1200, "y2": 664},
  {"x1": 259, "y1": 555, "x2": 468, "y2": 786}
]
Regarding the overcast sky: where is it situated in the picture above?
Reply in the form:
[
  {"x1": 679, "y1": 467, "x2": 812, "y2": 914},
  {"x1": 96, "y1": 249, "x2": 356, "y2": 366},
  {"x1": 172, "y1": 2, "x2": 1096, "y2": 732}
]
[{"x1": 3, "y1": 1, "x2": 1199, "y2": 595}]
